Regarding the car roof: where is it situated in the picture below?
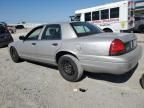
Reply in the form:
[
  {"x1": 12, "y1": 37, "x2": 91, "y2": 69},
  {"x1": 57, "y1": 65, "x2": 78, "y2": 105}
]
[{"x1": 39, "y1": 21, "x2": 82, "y2": 26}]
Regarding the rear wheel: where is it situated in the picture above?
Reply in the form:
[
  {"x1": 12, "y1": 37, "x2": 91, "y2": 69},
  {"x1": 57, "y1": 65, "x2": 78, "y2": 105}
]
[
  {"x1": 10, "y1": 47, "x2": 21, "y2": 63},
  {"x1": 58, "y1": 55, "x2": 83, "y2": 82}
]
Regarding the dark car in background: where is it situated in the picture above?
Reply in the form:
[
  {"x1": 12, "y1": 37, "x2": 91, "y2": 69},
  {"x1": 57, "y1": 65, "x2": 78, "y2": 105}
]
[
  {"x1": 134, "y1": 15, "x2": 144, "y2": 33},
  {"x1": 0, "y1": 22, "x2": 16, "y2": 34},
  {"x1": 7, "y1": 26, "x2": 16, "y2": 34},
  {"x1": 0, "y1": 25, "x2": 13, "y2": 47},
  {"x1": 0, "y1": 22, "x2": 7, "y2": 27}
]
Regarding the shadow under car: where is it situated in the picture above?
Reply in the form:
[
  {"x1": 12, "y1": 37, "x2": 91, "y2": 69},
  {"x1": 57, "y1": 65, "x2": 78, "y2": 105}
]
[{"x1": 26, "y1": 60, "x2": 138, "y2": 83}]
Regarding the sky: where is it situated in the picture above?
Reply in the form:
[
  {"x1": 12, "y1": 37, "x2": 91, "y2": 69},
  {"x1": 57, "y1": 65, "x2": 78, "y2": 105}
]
[{"x1": 0, "y1": 0, "x2": 125, "y2": 23}]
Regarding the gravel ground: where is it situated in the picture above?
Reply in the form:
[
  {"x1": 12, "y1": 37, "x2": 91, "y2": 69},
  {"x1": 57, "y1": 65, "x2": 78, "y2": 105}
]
[{"x1": 0, "y1": 31, "x2": 144, "y2": 108}]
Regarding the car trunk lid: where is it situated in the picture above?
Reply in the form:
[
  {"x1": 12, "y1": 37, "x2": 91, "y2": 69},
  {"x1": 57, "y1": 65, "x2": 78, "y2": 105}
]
[
  {"x1": 78, "y1": 33, "x2": 137, "y2": 55},
  {"x1": 87, "y1": 33, "x2": 136, "y2": 42}
]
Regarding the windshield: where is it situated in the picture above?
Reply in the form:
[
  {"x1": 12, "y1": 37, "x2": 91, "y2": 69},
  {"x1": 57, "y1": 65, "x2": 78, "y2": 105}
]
[{"x1": 70, "y1": 22, "x2": 102, "y2": 37}]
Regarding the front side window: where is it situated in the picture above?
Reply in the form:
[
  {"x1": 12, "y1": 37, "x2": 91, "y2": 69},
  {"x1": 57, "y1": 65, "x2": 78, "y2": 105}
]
[
  {"x1": 110, "y1": 7, "x2": 119, "y2": 18},
  {"x1": 71, "y1": 22, "x2": 102, "y2": 37},
  {"x1": 85, "y1": 12, "x2": 91, "y2": 21},
  {"x1": 101, "y1": 9, "x2": 109, "y2": 19},
  {"x1": 26, "y1": 26, "x2": 43, "y2": 40},
  {"x1": 41, "y1": 24, "x2": 61, "y2": 40},
  {"x1": 92, "y1": 11, "x2": 99, "y2": 20}
]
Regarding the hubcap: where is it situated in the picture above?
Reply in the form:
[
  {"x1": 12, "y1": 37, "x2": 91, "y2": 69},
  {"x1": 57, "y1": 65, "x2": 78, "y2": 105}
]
[{"x1": 62, "y1": 60, "x2": 74, "y2": 75}]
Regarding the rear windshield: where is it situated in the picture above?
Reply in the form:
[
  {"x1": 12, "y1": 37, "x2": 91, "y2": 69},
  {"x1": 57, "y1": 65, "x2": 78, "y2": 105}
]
[
  {"x1": 70, "y1": 22, "x2": 102, "y2": 37},
  {"x1": 0, "y1": 26, "x2": 8, "y2": 34}
]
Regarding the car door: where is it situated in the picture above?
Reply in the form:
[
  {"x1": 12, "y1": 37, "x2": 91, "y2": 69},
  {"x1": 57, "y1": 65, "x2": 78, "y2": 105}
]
[
  {"x1": 35, "y1": 24, "x2": 62, "y2": 65},
  {"x1": 18, "y1": 26, "x2": 44, "y2": 60}
]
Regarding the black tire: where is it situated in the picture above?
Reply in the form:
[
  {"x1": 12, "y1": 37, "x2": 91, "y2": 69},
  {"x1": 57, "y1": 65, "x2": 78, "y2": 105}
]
[
  {"x1": 10, "y1": 47, "x2": 21, "y2": 63},
  {"x1": 140, "y1": 74, "x2": 144, "y2": 89},
  {"x1": 58, "y1": 55, "x2": 83, "y2": 82}
]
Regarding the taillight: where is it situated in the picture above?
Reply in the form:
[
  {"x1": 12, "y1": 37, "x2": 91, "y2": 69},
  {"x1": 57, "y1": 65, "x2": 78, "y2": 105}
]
[{"x1": 109, "y1": 39, "x2": 125, "y2": 56}]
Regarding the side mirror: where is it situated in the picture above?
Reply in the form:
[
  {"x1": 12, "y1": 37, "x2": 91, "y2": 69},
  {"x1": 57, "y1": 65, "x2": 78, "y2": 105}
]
[{"x1": 19, "y1": 36, "x2": 25, "y2": 40}]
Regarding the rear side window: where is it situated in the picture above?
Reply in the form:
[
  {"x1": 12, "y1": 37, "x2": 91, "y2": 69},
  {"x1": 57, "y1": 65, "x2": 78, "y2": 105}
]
[
  {"x1": 110, "y1": 7, "x2": 119, "y2": 18},
  {"x1": 101, "y1": 9, "x2": 109, "y2": 19},
  {"x1": 92, "y1": 11, "x2": 100, "y2": 20},
  {"x1": 71, "y1": 22, "x2": 102, "y2": 37},
  {"x1": 41, "y1": 24, "x2": 61, "y2": 40},
  {"x1": 85, "y1": 12, "x2": 91, "y2": 21}
]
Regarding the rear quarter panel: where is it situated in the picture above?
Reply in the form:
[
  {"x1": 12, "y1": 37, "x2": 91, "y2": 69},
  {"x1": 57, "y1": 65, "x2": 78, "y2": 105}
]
[
  {"x1": 58, "y1": 37, "x2": 112, "y2": 60},
  {"x1": 78, "y1": 39, "x2": 111, "y2": 56}
]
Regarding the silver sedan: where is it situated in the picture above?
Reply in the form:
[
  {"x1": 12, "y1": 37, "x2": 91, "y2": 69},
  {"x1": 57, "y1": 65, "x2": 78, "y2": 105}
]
[{"x1": 9, "y1": 22, "x2": 142, "y2": 82}]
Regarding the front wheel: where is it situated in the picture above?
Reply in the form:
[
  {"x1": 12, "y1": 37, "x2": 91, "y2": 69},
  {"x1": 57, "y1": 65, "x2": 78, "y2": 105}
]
[
  {"x1": 140, "y1": 74, "x2": 144, "y2": 89},
  {"x1": 58, "y1": 55, "x2": 83, "y2": 82},
  {"x1": 10, "y1": 47, "x2": 21, "y2": 63}
]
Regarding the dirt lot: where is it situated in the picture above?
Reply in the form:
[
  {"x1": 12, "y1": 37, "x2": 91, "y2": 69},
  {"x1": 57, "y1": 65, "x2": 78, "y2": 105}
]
[{"x1": 0, "y1": 31, "x2": 144, "y2": 108}]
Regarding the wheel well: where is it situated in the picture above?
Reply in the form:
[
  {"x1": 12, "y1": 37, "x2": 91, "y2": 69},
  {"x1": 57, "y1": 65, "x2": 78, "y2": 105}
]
[
  {"x1": 103, "y1": 28, "x2": 113, "y2": 32},
  {"x1": 56, "y1": 51, "x2": 78, "y2": 64}
]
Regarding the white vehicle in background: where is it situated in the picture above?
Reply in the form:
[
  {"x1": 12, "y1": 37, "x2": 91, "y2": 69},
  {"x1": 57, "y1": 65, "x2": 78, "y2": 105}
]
[{"x1": 71, "y1": 0, "x2": 135, "y2": 33}]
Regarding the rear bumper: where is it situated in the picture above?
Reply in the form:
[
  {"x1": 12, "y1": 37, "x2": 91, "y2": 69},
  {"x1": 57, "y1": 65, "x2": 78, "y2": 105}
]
[{"x1": 80, "y1": 45, "x2": 142, "y2": 74}]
